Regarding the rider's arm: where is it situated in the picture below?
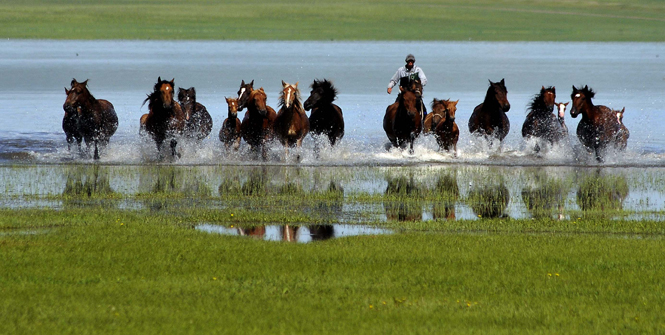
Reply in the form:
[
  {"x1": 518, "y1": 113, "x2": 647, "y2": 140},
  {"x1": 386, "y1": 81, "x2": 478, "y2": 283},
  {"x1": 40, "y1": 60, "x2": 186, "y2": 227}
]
[
  {"x1": 388, "y1": 68, "x2": 403, "y2": 89},
  {"x1": 417, "y1": 67, "x2": 427, "y2": 86}
]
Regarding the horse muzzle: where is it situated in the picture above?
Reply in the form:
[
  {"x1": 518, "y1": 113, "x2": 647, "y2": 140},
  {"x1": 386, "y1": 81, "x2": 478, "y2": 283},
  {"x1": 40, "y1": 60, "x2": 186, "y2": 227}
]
[
  {"x1": 258, "y1": 108, "x2": 268, "y2": 116},
  {"x1": 303, "y1": 100, "x2": 312, "y2": 111},
  {"x1": 502, "y1": 103, "x2": 511, "y2": 112},
  {"x1": 570, "y1": 107, "x2": 580, "y2": 118}
]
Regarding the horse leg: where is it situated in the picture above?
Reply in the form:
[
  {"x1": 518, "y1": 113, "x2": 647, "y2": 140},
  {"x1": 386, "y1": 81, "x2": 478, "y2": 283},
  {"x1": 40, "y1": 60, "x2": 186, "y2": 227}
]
[
  {"x1": 170, "y1": 139, "x2": 180, "y2": 158},
  {"x1": 93, "y1": 140, "x2": 100, "y2": 160}
]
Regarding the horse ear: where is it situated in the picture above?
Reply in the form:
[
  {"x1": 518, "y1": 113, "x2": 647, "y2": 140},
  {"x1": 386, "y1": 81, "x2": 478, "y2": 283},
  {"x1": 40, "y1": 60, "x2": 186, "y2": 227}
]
[
  {"x1": 250, "y1": 80, "x2": 254, "y2": 86},
  {"x1": 82, "y1": 79, "x2": 89, "y2": 86},
  {"x1": 71, "y1": 78, "x2": 77, "y2": 87},
  {"x1": 282, "y1": 80, "x2": 286, "y2": 87},
  {"x1": 295, "y1": 81, "x2": 299, "y2": 88},
  {"x1": 572, "y1": 85, "x2": 577, "y2": 91},
  {"x1": 64, "y1": 87, "x2": 70, "y2": 95},
  {"x1": 170, "y1": 78, "x2": 175, "y2": 85},
  {"x1": 158, "y1": 76, "x2": 162, "y2": 82},
  {"x1": 500, "y1": 78, "x2": 505, "y2": 85},
  {"x1": 541, "y1": 86, "x2": 545, "y2": 90},
  {"x1": 621, "y1": 107, "x2": 625, "y2": 113},
  {"x1": 241, "y1": 80, "x2": 245, "y2": 85},
  {"x1": 454, "y1": 99, "x2": 459, "y2": 105}
]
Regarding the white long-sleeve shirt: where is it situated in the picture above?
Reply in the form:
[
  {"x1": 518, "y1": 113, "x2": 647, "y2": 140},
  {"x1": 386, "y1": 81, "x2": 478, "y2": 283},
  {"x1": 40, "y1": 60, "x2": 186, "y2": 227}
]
[{"x1": 387, "y1": 66, "x2": 427, "y2": 89}]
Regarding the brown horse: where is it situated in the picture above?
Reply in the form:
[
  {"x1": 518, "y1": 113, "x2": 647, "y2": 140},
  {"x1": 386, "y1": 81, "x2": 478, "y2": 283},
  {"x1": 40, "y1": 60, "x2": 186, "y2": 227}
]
[
  {"x1": 468, "y1": 79, "x2": 511, "y2": 144},
  {"x1": 236, "y1": 79, "x2": 254, "y2": 111},
  {"x1": 178, "y1": 87, "x2": 213, "y2": 141},
  {"x1": 273, "y1": 81, "x2": 310, "y2": 151},
  {"x1": 304, "y1": 79, "x2": 344, "y2": 146},
  {"x1": 383, "y1": 79, "x2": 422, "y2": 153},
  {"x1": 140, "y1": 77, "x2": 186, "y2": 157},
  {"x1": 570, "y1": 85, "x2": 629, "y2": 162},
  {"x1": 219, "y1": 97, "x2": 242, "y2": 150},
  {"x1": 239, "y1": 87, "x2": 277, "y2": 158},
  {"x1": 521, "y1": 86, "x2": 568, "y2": 151},
  {"x1": 424, "y1": 98, "x2": 459, "y2": 153},
  {"x1": 63, "y1": 79, "x2": 118, "y2": 160}
]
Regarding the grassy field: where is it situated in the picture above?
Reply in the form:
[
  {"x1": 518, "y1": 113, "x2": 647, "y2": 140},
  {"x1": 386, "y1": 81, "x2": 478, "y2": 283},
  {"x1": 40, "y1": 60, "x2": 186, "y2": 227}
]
[
  {"x1": 1, "y1": 0, "x2": 665, "y2": 41},
  {"x1": 1, "y1": 208, "x2": 665, "y2": 334}
]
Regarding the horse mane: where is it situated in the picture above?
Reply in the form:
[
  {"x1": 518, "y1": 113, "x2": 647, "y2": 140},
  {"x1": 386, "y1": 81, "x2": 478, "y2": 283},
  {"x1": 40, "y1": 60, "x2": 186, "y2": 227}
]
[
  {"x1": 577, "y1": 85, "x2": 595, "y2": 99},
  {"x1": 527, "y1": 86, "x2": 555, "y2": 115},
  {"x1": 278, "y1": 84, "x2": 302, "y2": 109},
  {"x1": 142, "y1": 78, "x2": 174, "y2": 109},
  {"x1": 311, "y1": 79, "x2": 338, "y2": 103}
]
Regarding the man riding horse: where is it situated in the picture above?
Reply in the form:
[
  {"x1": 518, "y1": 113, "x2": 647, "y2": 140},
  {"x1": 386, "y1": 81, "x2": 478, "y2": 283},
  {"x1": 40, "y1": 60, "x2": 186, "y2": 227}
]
[{"x1": 387, "y1": 54, "x2": 428, "y2": 117}]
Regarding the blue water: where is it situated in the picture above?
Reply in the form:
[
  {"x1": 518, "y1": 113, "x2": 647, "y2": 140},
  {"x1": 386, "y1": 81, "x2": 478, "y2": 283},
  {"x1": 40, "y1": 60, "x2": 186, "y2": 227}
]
[{"x1": 1, "y1": 40, "x2": 664, "y2": 166}]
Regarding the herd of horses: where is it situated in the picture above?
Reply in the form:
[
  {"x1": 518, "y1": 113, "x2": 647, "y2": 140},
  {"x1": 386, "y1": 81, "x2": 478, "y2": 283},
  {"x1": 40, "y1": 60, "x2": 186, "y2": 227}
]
[{"x1": 63, "y1": 77, "x2": 629, "y2": 162}]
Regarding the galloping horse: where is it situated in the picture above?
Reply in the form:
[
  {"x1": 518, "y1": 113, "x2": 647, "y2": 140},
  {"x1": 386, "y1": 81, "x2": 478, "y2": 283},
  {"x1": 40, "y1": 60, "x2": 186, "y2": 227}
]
[
  {"x1": 303, "y1": 79, "x2": 344, "y2": 146},
  {"x1": 383, "y1": 78, "x2": 423, "y2": 153},
  {"x1": 468, "y1": 79, "x2": 511, "y2": 144},
  {"x1": 140, "y1": 77, "x2": 186, "y2": 157},
  {"x1": 423, "y1": 98, "x2": 459, "y2": 153},
  {"x1": 273, "y1": 81, "x2": 310, "y2": 151},
  {"x1": 63, "y1": 79, "x2": 118, "y2": 160},
  {"x1": 521, "y1": 86, "x2": 568, "y2": 151},
  {"x1": 237, "y1": 79, "x2": 254, "y2": 111},
  {"x1": 219, "y1": 97, "x2": 242, "y2": 150},
  {"x1": 570, "y1": 85, "x2": 629, "y2": 162},
  {"x1": 178, "y1": 87, "x2": 212, "y2": 141},
  {"x1": 239, "y1": 87, "x2": 276, "y2": 158}
]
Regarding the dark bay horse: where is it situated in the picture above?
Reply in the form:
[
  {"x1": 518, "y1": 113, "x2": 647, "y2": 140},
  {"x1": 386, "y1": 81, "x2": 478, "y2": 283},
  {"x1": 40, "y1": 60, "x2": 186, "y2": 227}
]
[
  {"x1": 424, "y1": 98, "x2": 459, "y2": 153},
  {"x1": 63, "y1": 79, "x2": 118, "y2": 160},
  {"x1": 304, "y1": 79, "x2": 344, "y2": 146},
  {"x1": 140, "y1": 77, "x2": 186, "y2": 157},
  {"x1": 237, "y1": 79, "x2": 254, "y2": 111},
  {"x1": 383, "y1": 79, "x2": 422, "y2": 153},
  {"x1": 570, "y1": 85, "x2": 629, "y2": 162},
  {"x1": 521, "y1": 86, "x2": 568, "y2": 151},
  {"x1": 219, "y1": 97, "x2": 242, "y2": 150},
  {"x1": 178, "y1": 87, "x2": 213, "y2": 141},
  {"x1": 273, "y1": 81, "x2": 310, "y2": 151},
  {"x1": 468, "y1": 79, "x2": 511, "y2": 144},
  {"x1": 239, "y1": 87, "x2": 277, "y2": 158}
]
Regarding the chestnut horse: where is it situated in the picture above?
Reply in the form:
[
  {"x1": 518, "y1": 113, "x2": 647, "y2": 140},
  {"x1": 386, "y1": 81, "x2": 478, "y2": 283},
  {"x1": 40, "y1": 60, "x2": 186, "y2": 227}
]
[
  {"x1": 570, "y1": 85, "x2": 629, "y2": 162},
  {"x1": 304, "y1": 79, "x2": 344, "y2": 146},
  {"x1": 140, "y1": 77, "x2": 186, "y2": 157},
  {"x1": 273, "y1": 81, "x2": 310, "y2": 151},
  {"x1": 383, "y1": 79, "x2": 423, "y2": 153},
  {"x1": 521, "y1": 86, "x2": 568, "y2": 151},
  {"x1": 219, "y1": 97, "x2": 242, "y2": 150},
  {"x1": 468, "y1": 79, "x2": 511, "y2": 144},
  {"x1": 63, "y1": 79, "x2": 118, "y2": 160},
  {"x1": 178, "y1": 87, "x2": 213, "y2": 141},
  {"x1": 239, "y1": 87, "x2": 277, "y2": 158},
  {"x1": 424, "y1": 98, "x2": 459, "y2": 154}
]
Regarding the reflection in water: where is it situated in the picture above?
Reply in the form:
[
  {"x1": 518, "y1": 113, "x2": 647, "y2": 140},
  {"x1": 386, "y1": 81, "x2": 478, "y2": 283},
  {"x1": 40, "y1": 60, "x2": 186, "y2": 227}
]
[
  {"x1": 468, "y1": 183, "x2": 510, "y2": 219},
  {"x1": 384, "y1": 175, "x2": 423, "y2": 221},
  {"x1": 197, "y1": 224, "x2": 391, "y2": 243},
  {"x1": 138, "y1": 166, "x2": 212, "y2": 211},
  {"x1": 577, "y1": 170, "x2": 629, "y2": 212},
  {"x1": 62, "y1": 165, "x2": 115, "y2": 208},
  {"x1": 432, "y1": 174, "x2": 459, "y2": 220},
  {"x1": 521, "y1": 170, "x2": 566, "y2": 220}
]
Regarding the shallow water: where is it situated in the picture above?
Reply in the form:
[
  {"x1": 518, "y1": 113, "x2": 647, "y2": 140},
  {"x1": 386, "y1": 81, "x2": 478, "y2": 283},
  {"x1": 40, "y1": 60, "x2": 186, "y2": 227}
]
[
  {"x1": 196, "y1": 224, "x2": 393, "y2": 243},
  {"x1": 1, "y1": 40, "x2": 665, "y2": 166}
]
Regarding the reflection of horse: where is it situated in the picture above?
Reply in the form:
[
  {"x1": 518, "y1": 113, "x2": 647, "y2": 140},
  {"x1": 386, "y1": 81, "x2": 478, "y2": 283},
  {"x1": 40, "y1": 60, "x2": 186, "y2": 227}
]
[
  {"x1": 273, "y1": 81, "x2": 310, "y2": 151},
  {"x1": 304, "y1": 79, "x2": 344, "y2": 146},
  {"x1": 468, "y1": 183, "x2": 510, "y2": 218},
  {"x1": 281, "y1": 225, "x2": 301, "y2": 242},
  {"x1": 236, "y1": 226, "x2": 266, "y2": 239},
  {"x1": 383, "y1": 78, "x2": 423, "y2": 153},
  {"x1": 63, "y1": 79, "x2": 118, "y2": 159},
  {"x1": 308, "y1": 225, "x2": 335, "y2": 241},
  {"x1": 522, "y1": 86, "x2": 568, "y2": 151},
  {"x1": 236, "y1": 80, "x2": 254, "y2": 111},
  {"x1": 570, "y1": 85, "x2": 629, "y2": 162},
  {"x1": 577, "y1": 170, "x2": 628, "y2": 212},
  {"x1": 63, "y1": 165, "x2": 115, "y2": 208},
  {"x1": 432, "y1": 174, "x2": 459, "y2": 220},
  {"x1": 521, "y1": 171, "x2": 566, "y2": 219},
  {"x1": 219, "y1": 97, "x2": 242, "y2": 150},
  {"x1": 140, "y1": 77, "x2": 186, "y2": 157},
  {"x1": 468, "y1": 79, "x2": 511, "y2": 144},
  {"x1": 239, "y1": 88, "x2": 277, "y2": 159},
  {"x1": 178, "y1": 87, "x2": 213, "y2": 141},
  {"x1": 424, "y1": 99, "x2": 459, "y2": 153},
  {"x1": 384, "y1": 175, "x2": 422, "y2": 221}
]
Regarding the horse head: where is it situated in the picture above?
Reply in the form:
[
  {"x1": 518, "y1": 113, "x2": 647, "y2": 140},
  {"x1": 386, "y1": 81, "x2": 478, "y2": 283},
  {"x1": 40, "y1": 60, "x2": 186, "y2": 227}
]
[
  {"x1": 249, "y1": 88, "x2": 269, "y2": 116},
  {"x1": 304, "y1": 79, "x2": 337, "y2": 111},
  {"x1": 225, "y1": 97, "x2": 239, "y2": 119},
  {"x1": 237, "y1": 79, "x2": 254, "y2": 111},
  {"x1": 177, "y1": 87, "x2": 196, "y2": 121},
  {"x1": 616, "y1": 107, "x2": 625, "y2": 124},
  {"x1": 400, "y1": 77, "x2": 422, "y2": 99},
  {"x1": 399, "y1": 86, "x2": 419, "y2": 117},
  {"x1": 280, "y1": 81, "x2": 300, "y2": 109},
  {"x1": 150, "y1": 77, "x2": 175, "y2": 109},
  {"x1": 489, "y1": 79, "x2": 510, "y2": 112},
  {"x1": 555, "y1": 102, "x2": 569, "y2": 119},
  {"x1": 570, "y1": 85, "x2": 594, "y2": 118},
  {"x1": 63, "y1": 78, "x2": 91, "y2": 116}
]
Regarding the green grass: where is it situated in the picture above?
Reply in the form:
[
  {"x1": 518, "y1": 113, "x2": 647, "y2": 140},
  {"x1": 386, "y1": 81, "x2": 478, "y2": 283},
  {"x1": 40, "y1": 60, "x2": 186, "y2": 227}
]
[
  {"x1": 1, "y1": 208, "x2": 665, "y2": 334},
  {"x1": 2, "y1": 0, "x2": 665, "y2": 41}
]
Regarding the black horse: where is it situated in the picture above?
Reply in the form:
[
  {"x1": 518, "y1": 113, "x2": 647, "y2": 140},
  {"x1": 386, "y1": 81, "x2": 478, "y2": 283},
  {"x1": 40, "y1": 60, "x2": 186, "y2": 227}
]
[
  {"x1": 468, "y1": 79, "x2": 511, "y2": 144},
  {"x1": 178, "y1": 87, "x2": 213, "y2": 141},
  {"x1": 304, "y1": 79, "x2": 344, "y2": 146},
  {"x1": 521, "y1": 86, "x2": 568, "y2": 151}
]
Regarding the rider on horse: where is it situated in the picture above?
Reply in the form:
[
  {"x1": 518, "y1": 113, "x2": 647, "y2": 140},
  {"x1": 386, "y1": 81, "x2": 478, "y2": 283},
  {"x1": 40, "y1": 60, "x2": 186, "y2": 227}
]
[{"x1": 387, "y1": 54, "x2": 428, "y2": 117}]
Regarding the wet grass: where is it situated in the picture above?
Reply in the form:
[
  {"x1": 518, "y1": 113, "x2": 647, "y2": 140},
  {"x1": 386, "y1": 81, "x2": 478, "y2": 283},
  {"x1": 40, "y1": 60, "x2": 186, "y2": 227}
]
[
  {"x1": 1, "y1": 0, "x2": 665, "y2": 41},
  {"x1": 2, "y1": 208, "x2": 665, "y2": 334}
]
